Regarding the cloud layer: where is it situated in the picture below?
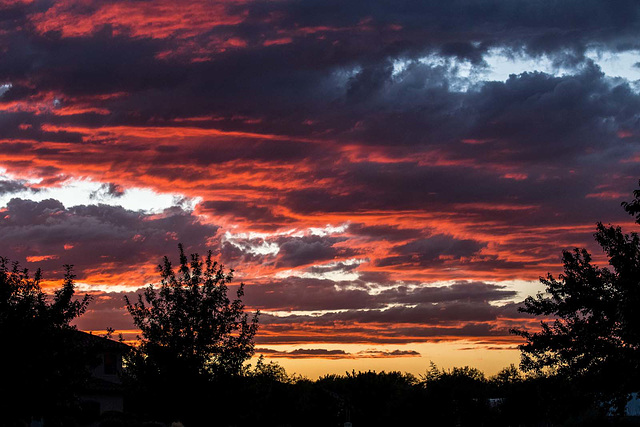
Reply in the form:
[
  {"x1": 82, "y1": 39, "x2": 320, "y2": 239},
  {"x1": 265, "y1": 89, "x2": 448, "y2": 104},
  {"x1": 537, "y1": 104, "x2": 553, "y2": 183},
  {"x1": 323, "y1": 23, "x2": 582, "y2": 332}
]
[{"x1": 0, "y1": 0, "x2": 639, "y2": 358}]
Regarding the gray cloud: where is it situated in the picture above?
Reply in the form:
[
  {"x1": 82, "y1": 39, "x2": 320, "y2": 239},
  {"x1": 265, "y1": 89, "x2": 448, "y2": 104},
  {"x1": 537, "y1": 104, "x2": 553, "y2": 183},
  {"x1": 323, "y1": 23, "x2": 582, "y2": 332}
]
[
  {"x1": 0, "y1": 198, "x2": 220, "y2": 277},
  {"x1": 0, "y1": 179, "x2": 39, "y2": 195},
  {"x1": 255, "y1": 347, "x2": 420, "y2": 359}
]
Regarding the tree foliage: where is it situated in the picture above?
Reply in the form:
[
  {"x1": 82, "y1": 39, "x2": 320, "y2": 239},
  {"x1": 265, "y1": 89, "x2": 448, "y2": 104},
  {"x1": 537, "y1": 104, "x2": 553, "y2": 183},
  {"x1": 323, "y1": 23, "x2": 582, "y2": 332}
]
[
  {"x1": 0, "y1": 259, "x2": 91, "y2": 421},
  {"x1": 315, "y1": 370, "x2": 420, "y2": 427},
  {"x1": 421, "y1": 363, "x2": 491, "y2": 424},
  {"x1": 0, "y1": 259, "x2": 90, "y2": 330},
  {"x1": 512, "y1": 181, "x2": 640, "y2": 413},
  {"x1": 244, "y1": 354, "x2": 292, "y2": 383},
  {"x1": 125, "y1": 244, "x2": 259, "y2": 382},
  {"x1": 621, "y1": 181, "x2": 640, "y2": 222}
]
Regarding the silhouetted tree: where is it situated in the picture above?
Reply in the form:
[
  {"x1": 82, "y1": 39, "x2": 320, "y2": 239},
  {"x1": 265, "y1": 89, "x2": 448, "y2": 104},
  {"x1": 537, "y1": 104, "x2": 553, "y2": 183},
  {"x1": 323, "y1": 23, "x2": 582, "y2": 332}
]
[
  {"x1": 314, "y1": 370, "x2": 421, "y2": 427},
  {"x1": 489, "y1": 364, "x2": 523, "y2": 389},
  {"x1": 622, "y1": 180, "x2": 640, "y2": 222},
  {"x1": 244, "y1": 354, "x2": 291, "y2": 383},
  {"x1": 422, "y1": 364, "x2": 490, "y2": 425},
  {"x1": 0, "y1": 259, "x2": 91, "y2": 423},
  {"x1": 125, "y1": 244, "x2": 259, "y2": 381},
  {"x1": 512, "y1": 181, "x2": 640, "y2": 415},
  {"x1": 124, "y1": 245, "x2": 259, "y2": 423}
]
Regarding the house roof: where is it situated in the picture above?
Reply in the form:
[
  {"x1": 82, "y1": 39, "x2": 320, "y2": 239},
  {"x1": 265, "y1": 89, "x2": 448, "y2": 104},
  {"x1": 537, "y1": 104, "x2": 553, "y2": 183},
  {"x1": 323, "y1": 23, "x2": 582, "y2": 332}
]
[{"x1": 71, "y1": 329, "x2": 131, "y2": 352}]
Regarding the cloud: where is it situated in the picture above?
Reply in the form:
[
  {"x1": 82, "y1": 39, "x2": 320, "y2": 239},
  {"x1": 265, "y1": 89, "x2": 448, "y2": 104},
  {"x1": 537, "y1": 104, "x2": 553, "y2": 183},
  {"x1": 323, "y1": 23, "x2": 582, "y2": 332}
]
[
  {"x1": 347, "y1": 223, "x2": 424, "y2": 242},
  {"x1": 0, "y1": 178, "x2": 39, "y2": 195},
  {"x1": 256, "y1": 348, "x2": 350, "y2": 359},
  {"x1": 275, "y1": 234, "x2": 359, "y2": 268},
  {"x1": 250, "y1": 284, "x2": 528, "y2": 345},
  {"x1": 0, "y1": 0, "x2": 639, "y2": 350},
  {"x1": 260, "y1": 300, "x2": 521, "y2": 326},
  {"x1": 199, "y1": 200, "x2": 293, "y2": 229},
  {"x1": 89, "y1": 182, "x2": 124, "y2": 200},
  {"x1": 254, "y1": 320, "x2": 518, "y2": 345},
  {"x1": 376, "y1": 235, "x2": 486, "y2": 268},
  {"x1": 255, "y1": 347, "x2": 420, "y2": 359},
  {"x1": 0, "y1": 198, "x2": 220, "y2": 285},
  {"x1": 243, "y1": 279, "x2": 517, "y2": 312}
]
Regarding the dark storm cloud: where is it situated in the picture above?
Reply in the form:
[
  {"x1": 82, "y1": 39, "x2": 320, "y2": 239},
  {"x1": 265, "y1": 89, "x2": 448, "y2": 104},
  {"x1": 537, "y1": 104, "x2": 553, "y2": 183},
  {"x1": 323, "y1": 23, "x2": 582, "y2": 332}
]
[
  {"x1": 326, "y1": 61, "x2": 640, "y2": 176},
  {"x1": 218, "y1": 240, "x2": 271, "y2": 266},
  {"x1": 0, "y1": 179, "x2": 39, "y2": 195},
  {"x1": 281, "y1": 165, "x2": 523, "y2": 214},
  {"x1": 244, "y1": 279, "x2": 517, "y2": 312},
  {"x1": 186, "y1": 139, "x2": 326, "y2": 165},
  {"x1": 235, "y1": 0, "x2": 640, "y2": 59},
  {"x1": 0, "y1": 198, "x2": 219, "y2": 276},
  {"x1": 243, "y1": 277, "x2": 376, "y2": 311},
  {"x1": 260, "y1": 300, "x2": 521, "y2": 326},
  {"x1": 306, "y1": 260, "x2": 361, "y2": 275},
  {"x1": 0, "y1": 111, "x2": 85, "y2": 144},
  {"x1": 376, "y1": 235, "x2": 486, "y2": 268},
  {"x1": 0, "y1": 1, "x2": 637, "y2": 192},
  {"x1": 461, "y1": 66, "x2": 640, "y2": 160},
  {"x1": 0, "y1": 0, "x2": 637, "y2": 126},
  {"x1": 305, "y1": 67, "x2": 634, "y2": 214},
  {"x1": 255, "y1": 321, "x2": 510, "y2": 344},
  {"x1": 200, "y1": 200, "x2": 290, "y2": 225},
  {"x1": 275, "y1": 234, "x2": 360, "y2": 268},
  {"x1": 348, "y1": 223, "x2": 423, "y2": 242},
  {"x1": 379, "y1": 282, "x2": 517, "y2": 305},
  {"x1": 217, "y1": 232, "x2": 361, "y2": 269},
  {"x1": 0, "y1": 31, "x2": 173, "y2": 98},
  {"x1": 89, "y1": 182, "x2": 124, "y2": 200}
]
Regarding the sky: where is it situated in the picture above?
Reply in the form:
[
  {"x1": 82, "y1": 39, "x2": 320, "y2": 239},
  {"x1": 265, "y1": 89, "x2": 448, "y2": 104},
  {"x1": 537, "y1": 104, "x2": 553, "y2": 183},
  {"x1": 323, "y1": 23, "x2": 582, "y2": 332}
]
[{"x1": 1, "y1": 0, "x2": 640, "y2": 378}]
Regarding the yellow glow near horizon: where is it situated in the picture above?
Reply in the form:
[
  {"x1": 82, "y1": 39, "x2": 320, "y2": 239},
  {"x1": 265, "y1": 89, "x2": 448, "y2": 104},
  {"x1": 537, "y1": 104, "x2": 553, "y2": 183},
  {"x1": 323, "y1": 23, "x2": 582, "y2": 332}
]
[{"x1": 252, "y1": 342, "x2": 521, "y2": 379}]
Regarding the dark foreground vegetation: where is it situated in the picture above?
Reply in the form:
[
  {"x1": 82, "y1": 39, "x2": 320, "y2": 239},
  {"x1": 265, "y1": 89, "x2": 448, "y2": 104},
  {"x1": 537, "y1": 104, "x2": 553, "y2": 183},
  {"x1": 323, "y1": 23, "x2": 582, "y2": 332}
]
[
  {"x1": 110, "y1": 362, "x2": 640, "y2": 427},
  {"x1": 2, "y1": 181, "x2": 640, "y2": 426}
]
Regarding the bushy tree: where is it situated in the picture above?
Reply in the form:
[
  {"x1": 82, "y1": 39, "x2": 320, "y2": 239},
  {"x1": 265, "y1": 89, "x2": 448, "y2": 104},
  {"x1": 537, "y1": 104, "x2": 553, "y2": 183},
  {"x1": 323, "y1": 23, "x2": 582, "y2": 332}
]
[
  {"x1": 124, "y1": 244, "x2": 259, "y2": 383},
  {"x1": 512, "y1": 181, "x2": 640, "y2": 414},
  {"x1": 489, "y1": 364, "x2": 523, "y2": 389},
  {"x1": 314, "y1": 370, "x2": 421, "y2": 426},
  {"x1": 244, "y1": 354, "x2": 291, "y2": 383},
  {"x1": 0, "y1": 259, "x2": 91, "y2": 422},
  {"x1": 421, "y1": 364, "x2": 490, "y2": 425}
]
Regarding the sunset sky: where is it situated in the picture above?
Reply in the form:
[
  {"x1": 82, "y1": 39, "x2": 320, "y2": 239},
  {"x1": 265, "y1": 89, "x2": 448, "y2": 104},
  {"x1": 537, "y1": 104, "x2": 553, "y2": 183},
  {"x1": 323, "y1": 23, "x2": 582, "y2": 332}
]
[{"x1": 1, "y1": 0, "x2": 640, "y2": 378}]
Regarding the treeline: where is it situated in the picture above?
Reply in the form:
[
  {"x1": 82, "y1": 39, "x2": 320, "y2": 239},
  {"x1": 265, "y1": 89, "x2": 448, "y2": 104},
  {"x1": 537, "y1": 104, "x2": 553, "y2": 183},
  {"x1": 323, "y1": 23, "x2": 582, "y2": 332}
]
[{"x1": 118, "y1": 361, "x2": 630, "y2": 426}]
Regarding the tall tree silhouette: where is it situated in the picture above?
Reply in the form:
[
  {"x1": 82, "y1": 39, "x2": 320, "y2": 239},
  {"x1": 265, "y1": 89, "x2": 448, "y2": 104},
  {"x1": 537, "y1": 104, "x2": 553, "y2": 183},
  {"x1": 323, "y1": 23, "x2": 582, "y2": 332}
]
[
  {"x1": 0, "y1": 260, "x2": 91, "y2": 422},
  {"x1": 125, "y1": 244, "x2": 259, "y2": 383},
  {"x1": 512, "y1": 181, "x2": 640, "y2": 414}
]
